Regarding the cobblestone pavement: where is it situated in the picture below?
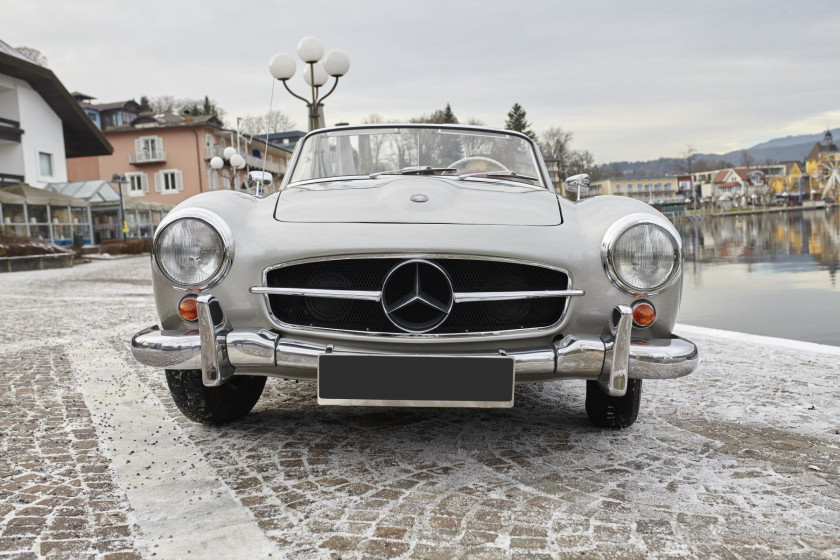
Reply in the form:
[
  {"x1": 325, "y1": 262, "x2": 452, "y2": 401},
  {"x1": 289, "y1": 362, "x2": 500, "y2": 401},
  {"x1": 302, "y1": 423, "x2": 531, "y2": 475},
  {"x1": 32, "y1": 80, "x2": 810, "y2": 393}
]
[{"x1": 1, "y1": 257, "x2": 839, "y2": 559}]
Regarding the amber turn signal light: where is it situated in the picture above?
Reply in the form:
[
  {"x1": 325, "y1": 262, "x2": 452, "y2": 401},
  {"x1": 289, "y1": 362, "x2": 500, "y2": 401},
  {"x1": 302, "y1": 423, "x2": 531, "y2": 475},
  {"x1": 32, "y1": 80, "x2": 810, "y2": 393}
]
[
  {"x1": 632, "y1": 301, "x2": 656, "y2": 328},
  {"x1": 178, "y1": 296, "x2": 198, "y2": 322}
]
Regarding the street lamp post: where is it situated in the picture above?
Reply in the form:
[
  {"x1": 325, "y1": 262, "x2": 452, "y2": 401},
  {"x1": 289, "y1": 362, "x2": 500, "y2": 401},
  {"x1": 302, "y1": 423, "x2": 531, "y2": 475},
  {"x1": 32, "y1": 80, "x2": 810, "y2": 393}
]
[
  {"x1": 111, "y1": 173, "x2": 128, "y2": 240},
  {"x1": 210, "y1": 147, "x2": 246, "y2": 190},
  {"x1": 269, "y1": 37, "x2": 350, "y2": 131}
]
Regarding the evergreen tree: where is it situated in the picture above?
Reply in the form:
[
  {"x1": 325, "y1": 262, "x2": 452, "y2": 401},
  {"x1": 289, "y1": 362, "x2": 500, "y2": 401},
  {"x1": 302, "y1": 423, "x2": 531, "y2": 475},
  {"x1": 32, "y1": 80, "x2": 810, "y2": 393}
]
[
  {"x1": 441, "y1": 103, "x2": 458, "y2": 124},
  {"x1": 505, "y1": 103, "x2": 536, "y2": 140},
  {"x1": 138, "y1": 95, "x2": 151, "y2": 112}
]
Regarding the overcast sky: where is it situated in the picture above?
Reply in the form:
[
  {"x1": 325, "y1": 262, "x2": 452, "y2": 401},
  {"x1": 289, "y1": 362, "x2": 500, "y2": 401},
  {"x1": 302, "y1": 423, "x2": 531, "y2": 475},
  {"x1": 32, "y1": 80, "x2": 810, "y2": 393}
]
[{"x1": 4, "y1": 0, "x2": 839, "y2": 162}]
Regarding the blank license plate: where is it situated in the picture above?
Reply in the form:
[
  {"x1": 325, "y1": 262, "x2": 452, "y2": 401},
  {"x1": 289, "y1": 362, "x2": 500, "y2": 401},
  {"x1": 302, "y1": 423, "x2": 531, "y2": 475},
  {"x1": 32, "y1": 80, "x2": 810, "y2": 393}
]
[{"x1": 318, "y1": 354, "x2": 515, "y2": 408}]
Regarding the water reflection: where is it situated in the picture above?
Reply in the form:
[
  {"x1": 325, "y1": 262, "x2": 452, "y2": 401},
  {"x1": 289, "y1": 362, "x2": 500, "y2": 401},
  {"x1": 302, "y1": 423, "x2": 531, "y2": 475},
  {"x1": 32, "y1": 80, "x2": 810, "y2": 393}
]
[{"x1": 674, "y1": 207, "x2": 840, "y2": 345}]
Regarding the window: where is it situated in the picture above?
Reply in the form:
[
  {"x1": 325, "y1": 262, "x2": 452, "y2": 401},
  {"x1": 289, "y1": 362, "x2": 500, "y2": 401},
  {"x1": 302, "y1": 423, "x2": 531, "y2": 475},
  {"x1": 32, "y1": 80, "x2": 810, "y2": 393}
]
[
  {"x1": 39, "y1": 152, "x2": 53, "y2": 176},
  {"x1": 155, "y1": 169, "x2": 183, "y2": 194},
  {"x1": 126, "y1": 172, "x2": 148, "y2": 195}
]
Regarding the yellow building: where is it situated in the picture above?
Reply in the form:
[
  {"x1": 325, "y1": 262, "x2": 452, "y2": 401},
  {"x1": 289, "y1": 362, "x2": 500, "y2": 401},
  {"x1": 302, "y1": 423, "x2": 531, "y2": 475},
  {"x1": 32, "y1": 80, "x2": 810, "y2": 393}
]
[
  {"x1": 588, "y1": 176, "x2": 681, "y2": 201},
  {"x1": 768, "y1": 161, "x2": 805, "y2": 195}
]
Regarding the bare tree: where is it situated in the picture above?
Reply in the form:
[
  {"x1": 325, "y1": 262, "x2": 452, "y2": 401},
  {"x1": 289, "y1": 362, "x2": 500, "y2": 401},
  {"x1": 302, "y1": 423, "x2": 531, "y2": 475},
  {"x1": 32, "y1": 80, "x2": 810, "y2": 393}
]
[
  {"x1": 739, "y1": 150, "x2": 755, "y2": 168},
  {"x1": 568, "y1": 150, "x2": 595, "y2": 177},
  {"x1": 239, "y1": 110, "x2": 295, "y2": 136},
  {"x1": 362, "y1": 113, "x2": 387, "y2": 124},
  {"x1": 680, "y1": 145, "x2": 698, "y2": 174},
  {"x1": 540, "y1": 127, "x2": 575, "y2": 178}
]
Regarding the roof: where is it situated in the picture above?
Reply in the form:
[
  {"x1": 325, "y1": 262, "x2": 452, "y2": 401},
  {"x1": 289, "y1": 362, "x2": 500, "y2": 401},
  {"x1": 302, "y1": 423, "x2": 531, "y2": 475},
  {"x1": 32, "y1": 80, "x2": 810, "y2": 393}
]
[
  {"x1": 0, "y1": 184, "x2": 87, "y2": 207},
  {"x1": 713, "y1": 170, "x2": 731, "y2": 183},
  {"x1": 90, "y1": 100, "x2": 140, "y2": 112},
  {"x1": 45, "y1": 180, "x2": 120, "y2": 203},
  {"x1": 0, "y1": 189, "x2": 26, "y2": 204},
  {"x1": 129, "y1": 112, "x2": 223, "y2": 129},
  {"x1": 0, "y1": 40, "x2": 111, "y2": 158}
]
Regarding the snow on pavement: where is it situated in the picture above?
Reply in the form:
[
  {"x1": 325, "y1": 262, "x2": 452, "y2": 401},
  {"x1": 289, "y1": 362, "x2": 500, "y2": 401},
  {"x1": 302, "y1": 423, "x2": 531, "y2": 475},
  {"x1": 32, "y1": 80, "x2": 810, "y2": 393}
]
[{"x1": 0, "y1": 257, "x2": 838, "y2": 559}]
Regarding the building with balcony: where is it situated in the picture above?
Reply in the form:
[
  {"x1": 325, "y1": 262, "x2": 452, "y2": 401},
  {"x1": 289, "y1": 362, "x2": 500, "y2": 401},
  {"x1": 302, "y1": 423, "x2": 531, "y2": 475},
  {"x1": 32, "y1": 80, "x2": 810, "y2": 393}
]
[
  {"x1": 589, "y1": 176, "x2": 681, "y2": 202},
  {"x1": 0, "y1": 40, "x2": 111, "y2": 189},
  {"x1": 67, "y1": 111, "x2": 294, "y2": 205}
]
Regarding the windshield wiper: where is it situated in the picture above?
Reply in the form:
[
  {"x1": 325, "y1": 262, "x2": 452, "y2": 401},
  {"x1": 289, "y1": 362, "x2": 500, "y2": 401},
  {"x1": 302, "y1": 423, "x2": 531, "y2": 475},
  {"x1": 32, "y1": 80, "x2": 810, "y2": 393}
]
[
  {"x1": 369, "y1": 166, "x2": 457, "y2": 179},
  {"x1": 457, "y1": 171, "x2": 539, "y2": 182}
]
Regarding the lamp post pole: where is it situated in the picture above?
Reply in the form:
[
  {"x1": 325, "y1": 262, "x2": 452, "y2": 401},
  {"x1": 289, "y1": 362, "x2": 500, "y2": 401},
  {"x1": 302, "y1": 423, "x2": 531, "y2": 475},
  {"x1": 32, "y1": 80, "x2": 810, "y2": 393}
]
[
  {"x1": 269, "y1": 37, "x2": 350, "y2": 131},
  {"x1": 111, "y1": 173, "x2": 128, "y2": 240}
]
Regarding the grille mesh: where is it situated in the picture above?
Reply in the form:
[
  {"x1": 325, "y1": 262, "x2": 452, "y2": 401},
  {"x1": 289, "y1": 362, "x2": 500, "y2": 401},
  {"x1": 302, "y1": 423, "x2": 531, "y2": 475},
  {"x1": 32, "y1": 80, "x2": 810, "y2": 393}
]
[{"x1": 265, "y1": 257, "x2": 569, "y2": 334}]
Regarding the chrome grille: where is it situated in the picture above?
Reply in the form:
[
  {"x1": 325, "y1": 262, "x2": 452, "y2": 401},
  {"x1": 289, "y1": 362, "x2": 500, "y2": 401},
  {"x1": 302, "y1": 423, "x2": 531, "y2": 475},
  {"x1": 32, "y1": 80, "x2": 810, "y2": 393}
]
[{"x1": 260, "y1": 256, "x2": 573, "y2": 335}]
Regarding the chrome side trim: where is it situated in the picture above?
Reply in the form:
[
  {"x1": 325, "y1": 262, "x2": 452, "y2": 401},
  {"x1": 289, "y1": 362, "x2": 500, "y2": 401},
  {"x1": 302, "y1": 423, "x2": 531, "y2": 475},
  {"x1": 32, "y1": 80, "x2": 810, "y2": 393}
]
[
  {"x1": 599, "y1": 305, "x2": 632, "y2": 397},
  {"x1": 151, "y1": 208, "x2": 235, "y2": 293},
  {"x1": 258, "y1": 253, "x2": 578, "y2": 341},
  {"x1": 249, "y1": 286, "x2": 382, "y2": 301},
  {"x1": 453, "y1": 289, "x2": 584, "y2": 302},
  {"x1": 196, "y1": 294, "x2": 233, "y2": 387}
]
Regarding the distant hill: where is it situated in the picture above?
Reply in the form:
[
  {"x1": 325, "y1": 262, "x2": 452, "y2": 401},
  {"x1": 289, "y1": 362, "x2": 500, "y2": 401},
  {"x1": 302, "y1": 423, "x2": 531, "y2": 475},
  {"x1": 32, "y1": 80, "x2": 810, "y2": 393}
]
[{"x1": 599, "y1": 128, "x2": 838, "y2": 178}]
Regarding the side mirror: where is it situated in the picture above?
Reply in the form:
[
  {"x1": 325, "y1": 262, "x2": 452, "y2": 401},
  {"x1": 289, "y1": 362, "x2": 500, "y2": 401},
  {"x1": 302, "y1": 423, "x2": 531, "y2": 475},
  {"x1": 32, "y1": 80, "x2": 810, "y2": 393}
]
[
  {"x1": 247, "y1": 171, "x2": 274, "y2": 196},
  {"x1": 564, "y1": 173, "x2": 590, "y2": 201}
]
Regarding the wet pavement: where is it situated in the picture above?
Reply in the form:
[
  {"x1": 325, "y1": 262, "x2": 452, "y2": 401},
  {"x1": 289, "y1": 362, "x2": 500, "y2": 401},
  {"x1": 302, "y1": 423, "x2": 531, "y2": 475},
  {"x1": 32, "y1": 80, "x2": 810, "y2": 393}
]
[{"x1": 1, "y1": 257, "x2": 838, "y2": 559}]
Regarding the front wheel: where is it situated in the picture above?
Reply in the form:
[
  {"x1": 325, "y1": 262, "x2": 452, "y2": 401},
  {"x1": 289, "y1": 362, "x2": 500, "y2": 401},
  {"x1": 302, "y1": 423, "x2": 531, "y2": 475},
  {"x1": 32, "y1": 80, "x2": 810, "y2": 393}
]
[
  {"x1": 165, "y1": 369, "x2": 266, "y2": 425},
  {"x1": 585, "y1": 379, "x2": 642, "y2": 429}
]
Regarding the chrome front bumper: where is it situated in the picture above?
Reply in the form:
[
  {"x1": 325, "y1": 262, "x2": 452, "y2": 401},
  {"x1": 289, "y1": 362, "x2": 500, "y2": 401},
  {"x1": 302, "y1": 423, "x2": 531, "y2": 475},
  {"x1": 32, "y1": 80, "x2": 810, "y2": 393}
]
[{"x1": 131, "y1": 296, "x2": 698, "y2": 396}]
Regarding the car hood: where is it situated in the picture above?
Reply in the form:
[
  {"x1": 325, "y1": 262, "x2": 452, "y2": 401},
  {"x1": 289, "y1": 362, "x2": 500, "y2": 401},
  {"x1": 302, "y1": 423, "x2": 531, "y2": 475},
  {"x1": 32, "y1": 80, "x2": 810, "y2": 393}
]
[{"x1": 274, "y1": 176, "x2": 562, "y2": 226}]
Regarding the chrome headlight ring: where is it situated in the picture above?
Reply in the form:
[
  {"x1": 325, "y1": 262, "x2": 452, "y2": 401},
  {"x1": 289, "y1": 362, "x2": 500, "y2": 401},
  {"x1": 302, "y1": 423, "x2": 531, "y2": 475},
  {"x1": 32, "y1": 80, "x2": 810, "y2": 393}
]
[
  {"x1": 601, "y1": 213, "x2": 682, "y2": 296},
  {"x1": 152, "y1": 208, "x2": 234, "y2": 291}
]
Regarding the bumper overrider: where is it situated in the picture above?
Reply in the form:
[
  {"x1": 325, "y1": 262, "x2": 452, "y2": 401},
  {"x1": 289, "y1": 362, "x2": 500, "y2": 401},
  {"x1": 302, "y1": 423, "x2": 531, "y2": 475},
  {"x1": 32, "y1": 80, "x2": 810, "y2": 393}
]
[{"x1": 131, "y1": 295, "x2": 698, "y2": 398}]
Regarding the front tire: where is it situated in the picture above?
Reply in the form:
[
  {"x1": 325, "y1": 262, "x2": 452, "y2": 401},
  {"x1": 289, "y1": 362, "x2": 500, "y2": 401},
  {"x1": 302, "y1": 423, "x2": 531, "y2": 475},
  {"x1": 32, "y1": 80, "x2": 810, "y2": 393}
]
[
  {"x1": 165, "y1": 369, "x2": 266, "y2": 425},
  {"x1": 585, "y1": 379, "x2": 642, "y2": 429}
]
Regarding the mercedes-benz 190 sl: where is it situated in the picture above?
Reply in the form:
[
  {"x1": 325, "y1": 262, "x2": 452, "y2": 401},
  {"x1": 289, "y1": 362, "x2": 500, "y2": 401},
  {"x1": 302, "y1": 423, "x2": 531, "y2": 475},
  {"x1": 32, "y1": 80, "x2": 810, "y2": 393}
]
[{"x1": 131, "y1": 124, "x2": 698, "y2": 428}]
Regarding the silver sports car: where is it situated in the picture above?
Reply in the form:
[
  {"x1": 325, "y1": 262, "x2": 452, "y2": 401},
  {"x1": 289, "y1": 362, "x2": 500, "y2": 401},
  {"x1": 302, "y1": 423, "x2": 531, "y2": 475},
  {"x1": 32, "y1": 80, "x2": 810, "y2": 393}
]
[{"x1": 131, "y1": 124, "x2": 698, "y2": 428}]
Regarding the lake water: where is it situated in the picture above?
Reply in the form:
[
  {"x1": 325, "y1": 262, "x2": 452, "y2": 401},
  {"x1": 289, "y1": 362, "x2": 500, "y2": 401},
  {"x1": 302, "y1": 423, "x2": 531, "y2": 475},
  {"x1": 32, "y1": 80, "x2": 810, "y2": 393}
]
[{"x1": 675, "y1": 206, "x2": 840, "y2": 346}]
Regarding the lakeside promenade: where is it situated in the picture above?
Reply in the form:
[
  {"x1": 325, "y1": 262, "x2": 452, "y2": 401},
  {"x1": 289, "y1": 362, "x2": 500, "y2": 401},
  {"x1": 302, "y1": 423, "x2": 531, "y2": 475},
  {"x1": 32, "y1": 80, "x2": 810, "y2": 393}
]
[{"x1": 682, "y1": 200, "x2": 838, "y2": 220}]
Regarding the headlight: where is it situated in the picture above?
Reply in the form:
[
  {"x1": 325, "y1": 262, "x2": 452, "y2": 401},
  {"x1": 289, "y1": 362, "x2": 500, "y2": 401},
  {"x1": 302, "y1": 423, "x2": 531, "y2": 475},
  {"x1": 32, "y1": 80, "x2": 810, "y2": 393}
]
[
  {"x1": 153, "y1": 211, "x2": 233, "y2": 288},
  {"x1": 602, "y1": 215, "x2": 681, "y2": 294}
]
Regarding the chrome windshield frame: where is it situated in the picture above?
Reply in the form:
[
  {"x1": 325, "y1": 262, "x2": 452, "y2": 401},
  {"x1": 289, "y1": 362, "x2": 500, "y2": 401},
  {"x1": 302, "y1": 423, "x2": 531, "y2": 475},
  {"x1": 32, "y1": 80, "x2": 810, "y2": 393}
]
[{"x1": 280, "y1": 124, "x2": 552, "y2": 191}]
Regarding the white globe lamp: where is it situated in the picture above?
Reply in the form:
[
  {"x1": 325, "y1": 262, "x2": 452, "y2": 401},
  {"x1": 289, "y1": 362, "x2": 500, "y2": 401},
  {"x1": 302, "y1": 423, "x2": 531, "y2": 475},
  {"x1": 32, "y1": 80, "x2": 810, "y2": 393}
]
[
  {"x1": 210, "y1": 156, "x2": 224, "y2": 170},
  {"x1": 303, "y1": 62, "x2": 329, "y2": 87},
  {"x1": 297, "y1": 36, "x2": 324, "y2": 63},
  {"x1": 223, "y1": 147, "x2": 237, "y2": 160},
  {"x1": 229, "y1": 154, "x2": 246, "y2": 170},
  {"x1": 323, "y1": 49, "x2": 350, "y2": 77},
  {"x1": 269, "y1": 53, "x2": 296, "y2": 81}
]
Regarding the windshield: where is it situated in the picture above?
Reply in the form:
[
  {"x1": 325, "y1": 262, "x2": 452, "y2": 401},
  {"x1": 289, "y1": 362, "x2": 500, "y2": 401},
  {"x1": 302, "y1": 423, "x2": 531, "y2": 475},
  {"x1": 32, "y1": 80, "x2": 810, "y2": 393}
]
[{"x1": 288, "y1": 126, "x2": 546, "y2": 187}]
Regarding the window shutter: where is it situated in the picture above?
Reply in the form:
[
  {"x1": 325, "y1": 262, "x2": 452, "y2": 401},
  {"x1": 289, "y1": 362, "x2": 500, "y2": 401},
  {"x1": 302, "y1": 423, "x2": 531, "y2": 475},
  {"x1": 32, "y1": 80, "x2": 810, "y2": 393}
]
[
  {"x1": 134, "y1": 138, "x2": 143, "y2": 152},
  {"x1": 156, "y1": 136, "x2": 164, "y2": 153},
  {"x1": 154, "y1": 171, "x2": 162, "y2": 193},
  {"x1": 142, "y1": 173, "x2": 149, "y2": 194},
  {"x1": 176, "y1": 170, "x2": 184, "y2": 192}
]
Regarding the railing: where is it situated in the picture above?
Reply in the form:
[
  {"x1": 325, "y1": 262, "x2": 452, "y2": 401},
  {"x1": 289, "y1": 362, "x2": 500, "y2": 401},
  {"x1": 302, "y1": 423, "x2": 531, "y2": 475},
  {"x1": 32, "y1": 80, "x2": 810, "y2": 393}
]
[
  {"x1": 0, "y1": 117, "x2": 23, "y2": 142},
  {"x1": 129, "y1": 150, "x2": 167, "y2": 164},
  {"x1": 0, "y1": 172, "x2": 24, "y2": 186}
]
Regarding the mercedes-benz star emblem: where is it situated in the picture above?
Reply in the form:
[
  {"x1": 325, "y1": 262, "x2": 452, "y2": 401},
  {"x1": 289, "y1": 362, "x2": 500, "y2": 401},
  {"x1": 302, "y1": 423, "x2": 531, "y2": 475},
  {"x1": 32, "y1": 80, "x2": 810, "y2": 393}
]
[
  {"x1": 381, "y1": 259, "x2": 454, "y2": 333},
  {"x1": 410, "y1": 193, "x2": 429, "y2": 203}
]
